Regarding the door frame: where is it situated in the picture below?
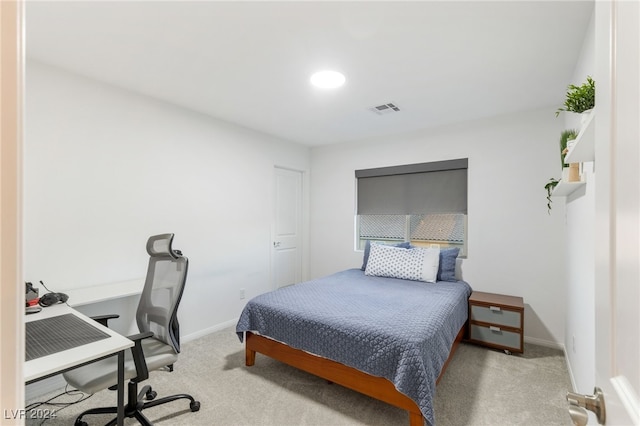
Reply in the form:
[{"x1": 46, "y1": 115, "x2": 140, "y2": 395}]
[
  {"x1": 593, "y1": 1, "x2": 639, "y2": 423},
  {"x1": 0, "y1": 0, "x2": 25, "y2": 419}
]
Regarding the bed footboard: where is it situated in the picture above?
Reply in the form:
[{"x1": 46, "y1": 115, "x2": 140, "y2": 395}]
[{"x1": 244, "y1": 326, "x2": 464, "y2": 426}]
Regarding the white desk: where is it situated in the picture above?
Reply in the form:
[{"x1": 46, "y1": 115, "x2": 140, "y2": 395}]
[
  {"x1": 55, "y1": 278, "x2": 145, "y2": 307},
  {"x1": 25, "y1": 304, "x2": 133, "y2": 426}
]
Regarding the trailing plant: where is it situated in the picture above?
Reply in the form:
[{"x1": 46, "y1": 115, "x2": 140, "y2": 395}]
[
  {"x1": 559, "y1": 129, "x2": 579, "y2": 168},
  {"x1": 556, "y1": 76, "x2": 595, "y2": 117},
  {"x1": 545, "y1": 178, "x2": 559, "y2": 214}
]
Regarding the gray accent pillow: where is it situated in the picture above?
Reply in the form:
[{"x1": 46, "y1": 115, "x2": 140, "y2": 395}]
[{"x1": 437, "y1": 247, "x2": 460, "y2": 281}]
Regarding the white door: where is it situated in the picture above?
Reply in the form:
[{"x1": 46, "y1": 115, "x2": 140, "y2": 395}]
[
  {"x1": 588, "y1": 1, "x2": 639, "y2": 424},
  {"x1": 272, "y1": 167, "x2": 303, "y2": 288}
]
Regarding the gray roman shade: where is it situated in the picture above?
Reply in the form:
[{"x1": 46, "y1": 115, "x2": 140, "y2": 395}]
[{"x1": 356, "y1": 159, "x2": 468, "y2": 215}]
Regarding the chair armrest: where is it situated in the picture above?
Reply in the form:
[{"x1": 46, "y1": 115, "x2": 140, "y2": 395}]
[
  {"x1": 126, "y1": 331, "x2": 154, "y2": 383},
  {"x1": 90, "y1": 314, "x2": 120, "y2": 327},
  {"x1": 127, "y1": 331, "x2": 153, "y2": 342}
]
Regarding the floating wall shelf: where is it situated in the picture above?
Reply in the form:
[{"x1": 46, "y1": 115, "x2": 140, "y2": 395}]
[
  {"x1": 552, "y1": 180, "x2": 586, "y2": 197},
  {"x1": 564, "y1": 109, "x2": 595, "y2": 164},
  {"x1": 553, "y1": 109, "x2": 595, "y2": 198}
]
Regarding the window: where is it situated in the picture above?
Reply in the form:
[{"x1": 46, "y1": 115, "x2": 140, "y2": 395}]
[{"x1": 355, "y1": 159, "x2": 468, "y2": 255}]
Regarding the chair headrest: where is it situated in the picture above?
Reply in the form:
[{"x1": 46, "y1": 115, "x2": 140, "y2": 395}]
[{"x1": 146, "y1": 233, "x2": 182, "y2": 259}]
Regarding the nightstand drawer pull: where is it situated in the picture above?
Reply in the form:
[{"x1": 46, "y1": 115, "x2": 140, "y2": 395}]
[
  {"x1": 470, "y1": 305, "x2": 522, "y2": 328},
  {"x1": 489, "y1": 326, "x2": 501, "y2": 332}
]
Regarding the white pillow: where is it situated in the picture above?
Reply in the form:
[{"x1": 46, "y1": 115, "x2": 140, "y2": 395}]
[{"x1": 364, "y1": 243, "x2": 440, "y2": 283}]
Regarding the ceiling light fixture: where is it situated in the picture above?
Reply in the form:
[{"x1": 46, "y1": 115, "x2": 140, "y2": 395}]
[{"x1": 310, "y1": 70, "x2": 346, "y2": 89}]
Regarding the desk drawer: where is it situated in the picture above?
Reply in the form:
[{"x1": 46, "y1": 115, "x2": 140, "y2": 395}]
[
  {"x1": 470, "y1": 304, "x2": 521, "y2": 329},
  {"x1": 469, "y1": 324, "x2": 521, "y2": 352}
]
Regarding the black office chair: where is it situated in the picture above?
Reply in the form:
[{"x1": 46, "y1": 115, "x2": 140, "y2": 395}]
[{"x1": 63, "y1": 234, "x2": 200, "y2": 426}]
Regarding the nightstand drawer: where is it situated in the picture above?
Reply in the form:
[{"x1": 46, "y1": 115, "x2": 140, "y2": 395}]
[
  {"x1": 470, "y1": 304, "x2": 521, "y2": 329},
  {"x1": 469, "y1": 324, "x2": 521, "y2": 351}
]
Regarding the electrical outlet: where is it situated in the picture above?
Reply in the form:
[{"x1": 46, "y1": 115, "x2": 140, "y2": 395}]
[{"x1": 240, "y1": 288, "x2": 246, "y2": 299}]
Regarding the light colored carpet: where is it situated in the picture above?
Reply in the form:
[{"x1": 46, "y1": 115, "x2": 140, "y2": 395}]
[{"x1": 26, "y1": 327, "x2": 572, "y2": 426}]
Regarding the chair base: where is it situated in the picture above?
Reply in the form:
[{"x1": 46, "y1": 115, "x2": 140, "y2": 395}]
[{"x1": 74, "y1": 380, "x2": 200, "y2": 426}]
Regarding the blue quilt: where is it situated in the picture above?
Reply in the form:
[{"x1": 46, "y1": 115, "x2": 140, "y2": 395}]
[{"x1": 236, "y1": 268, "x2": 472, "y2": 426}]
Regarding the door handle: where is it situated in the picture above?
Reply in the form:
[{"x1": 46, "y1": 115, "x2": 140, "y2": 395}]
[
  {"x1": 568, "y1": 404, "x2": 589, "y2": 426},
  {"x1": 273, "y1": 241, "x2": 281, "y2": 248},
  {"x1": 567, "y1": 387, "x2": 606, "y2": 425}
]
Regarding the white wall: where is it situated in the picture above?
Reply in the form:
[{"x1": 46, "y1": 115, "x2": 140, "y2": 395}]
[
  {"x1": 24, "y1": 60, "x2": 310, "y2": 339},
  {"x1": 310, "y1": 108, "x2": 567, "y2": 346},
  {"x1": 563, "y1": 9, "x2": 596, "y2": 393}
]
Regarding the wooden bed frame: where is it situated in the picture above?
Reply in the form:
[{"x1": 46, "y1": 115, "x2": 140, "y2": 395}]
[{"x1": 244, "y1": 325, "x2": 465, "y2": 426}]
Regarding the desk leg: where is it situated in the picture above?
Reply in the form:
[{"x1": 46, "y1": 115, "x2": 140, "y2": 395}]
[{"x1": 117, "y1": 350, "x2": 125, "y2": 426}]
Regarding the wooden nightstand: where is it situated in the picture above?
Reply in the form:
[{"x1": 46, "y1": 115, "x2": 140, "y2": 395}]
[{"x1": 467, "y1": 291, "x2": 524, "y2": 354}]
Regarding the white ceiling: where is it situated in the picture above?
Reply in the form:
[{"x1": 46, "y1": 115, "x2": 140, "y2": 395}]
[{"x1": 25, "y1": 1, "x2": 594, "y2": 146}]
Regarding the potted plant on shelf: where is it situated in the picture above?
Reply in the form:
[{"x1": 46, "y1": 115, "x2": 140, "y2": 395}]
[
  {"x1": 544, "y1": 129, "x2": 579, "y2": 214},
  {"x1": 560, "y1": 129, "x2": 580, "y2": 182},
  {"x1": 555, "y1": 76, "x2": 595, "y2": 119}
]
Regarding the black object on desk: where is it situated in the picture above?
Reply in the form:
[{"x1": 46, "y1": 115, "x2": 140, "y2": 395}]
[{"x1": 25, "y1": 313, "x2": 110, "y2": 361}]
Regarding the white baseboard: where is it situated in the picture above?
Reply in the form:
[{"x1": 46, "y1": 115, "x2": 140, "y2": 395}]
[
  {"x1": 562, "y1": 347, "x2": 578, "y2": 392},
  {"x1": 182, "y1": 318, "x2": 238, "y2": 343},
  {"x1": 523, "y1": 335, "x2": 564, "y2": 350}
]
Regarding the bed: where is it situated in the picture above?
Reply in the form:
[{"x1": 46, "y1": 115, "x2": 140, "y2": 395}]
[{"x1": 236, "y1": 245, "x2": 471, "y2": 426}]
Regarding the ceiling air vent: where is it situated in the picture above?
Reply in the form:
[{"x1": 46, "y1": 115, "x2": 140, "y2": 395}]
[{"x1": 369, "y1": 102, "x2": 401, "y2": 115}]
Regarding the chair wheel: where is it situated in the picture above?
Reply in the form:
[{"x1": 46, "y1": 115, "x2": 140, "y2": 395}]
[
  {"x1": 190, "y1": 400, "x2": 201, "y2": 412},
  {"x1": 146, "y1": 390, "x2": 157, "y2": 400}
]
